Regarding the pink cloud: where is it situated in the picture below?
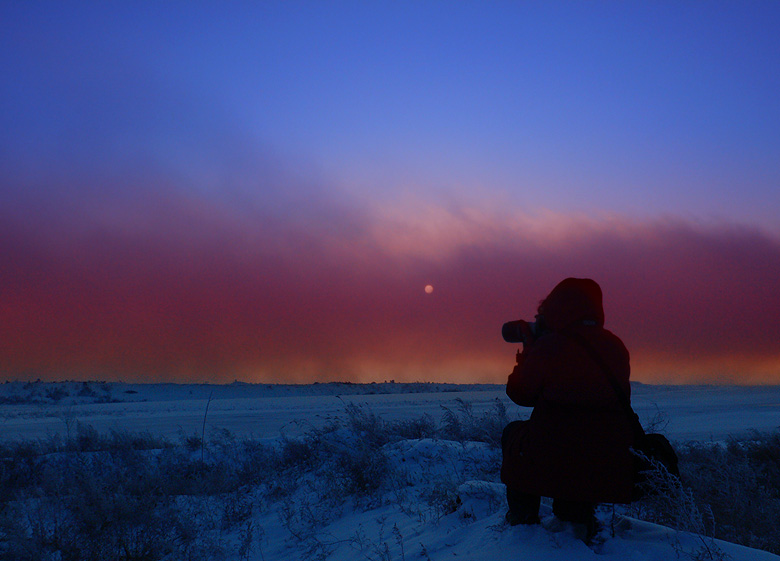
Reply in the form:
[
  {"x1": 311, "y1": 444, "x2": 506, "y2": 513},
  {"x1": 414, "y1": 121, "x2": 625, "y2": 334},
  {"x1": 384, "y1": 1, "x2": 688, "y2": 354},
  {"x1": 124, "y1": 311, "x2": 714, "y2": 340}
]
[{"x1": 2, "y1": 184, "x2": 779, "y2": 384}]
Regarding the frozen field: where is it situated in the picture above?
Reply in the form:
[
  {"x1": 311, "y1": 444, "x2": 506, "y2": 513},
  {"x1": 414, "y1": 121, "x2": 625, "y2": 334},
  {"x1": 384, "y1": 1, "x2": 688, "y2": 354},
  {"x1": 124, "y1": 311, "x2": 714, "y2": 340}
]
[
  {"x1": 2, "y1": 381, "x2": 779, "y2": 443},
  {"x1": 2, "y1": 380, "x2": 780, "y2": 561}
]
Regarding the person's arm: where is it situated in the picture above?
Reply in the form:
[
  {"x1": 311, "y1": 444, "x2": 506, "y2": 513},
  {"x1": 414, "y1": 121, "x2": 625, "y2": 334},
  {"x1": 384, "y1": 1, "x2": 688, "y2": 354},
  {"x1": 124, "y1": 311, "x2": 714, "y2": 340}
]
[{"x1": 505, "y1": 322, "x2": 544, "y2": 406}]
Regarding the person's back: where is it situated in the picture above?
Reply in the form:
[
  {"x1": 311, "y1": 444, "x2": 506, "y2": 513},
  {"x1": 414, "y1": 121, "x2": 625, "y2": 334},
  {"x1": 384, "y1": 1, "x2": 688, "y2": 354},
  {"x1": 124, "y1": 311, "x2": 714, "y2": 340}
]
[{"x1": 500, "y1": 278, "x2": 635, "y2": 537}]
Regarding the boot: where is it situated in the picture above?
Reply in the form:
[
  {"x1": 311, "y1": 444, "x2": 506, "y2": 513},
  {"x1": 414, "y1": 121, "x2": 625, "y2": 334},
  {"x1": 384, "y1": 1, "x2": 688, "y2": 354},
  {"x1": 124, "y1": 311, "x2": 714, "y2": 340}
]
[{"x1": 505, "y1": 488, "x2": 541, "y2": 526}]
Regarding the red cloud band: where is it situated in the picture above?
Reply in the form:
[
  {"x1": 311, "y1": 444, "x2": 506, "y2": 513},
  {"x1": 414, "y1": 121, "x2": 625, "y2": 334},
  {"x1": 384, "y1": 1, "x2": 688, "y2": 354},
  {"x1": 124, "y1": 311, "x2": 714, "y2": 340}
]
[{"x1": 2, "y1": 192, "x2": 779, "y2": 384}]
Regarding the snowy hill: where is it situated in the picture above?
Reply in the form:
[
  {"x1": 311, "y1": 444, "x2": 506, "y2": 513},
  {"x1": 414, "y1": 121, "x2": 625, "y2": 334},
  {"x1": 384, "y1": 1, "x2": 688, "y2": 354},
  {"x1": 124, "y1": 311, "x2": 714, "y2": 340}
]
[
  {"x1": 253, "y1": 436, "x2": 779, "y2": 561},
  {"x1": 1, "y1": 382, "x2": 779, "y2": 559}
]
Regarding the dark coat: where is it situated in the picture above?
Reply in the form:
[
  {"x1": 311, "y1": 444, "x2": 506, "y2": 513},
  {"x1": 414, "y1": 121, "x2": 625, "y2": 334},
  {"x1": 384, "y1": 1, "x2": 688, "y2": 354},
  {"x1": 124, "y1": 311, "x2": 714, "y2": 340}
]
[{"x1": 500, "y1": 278, "x2": 635, "y2": 504}]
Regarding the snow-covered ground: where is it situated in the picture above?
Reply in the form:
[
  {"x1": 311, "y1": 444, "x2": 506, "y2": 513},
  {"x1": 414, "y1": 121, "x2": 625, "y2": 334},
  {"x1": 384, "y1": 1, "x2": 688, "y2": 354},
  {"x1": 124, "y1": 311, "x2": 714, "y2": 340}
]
[
  {"x1": 2, "y1": 381, "x2": 779, "y2": 560},
  {"x1": 2, "y1": 381, "x2": 780, "y2": 443}
]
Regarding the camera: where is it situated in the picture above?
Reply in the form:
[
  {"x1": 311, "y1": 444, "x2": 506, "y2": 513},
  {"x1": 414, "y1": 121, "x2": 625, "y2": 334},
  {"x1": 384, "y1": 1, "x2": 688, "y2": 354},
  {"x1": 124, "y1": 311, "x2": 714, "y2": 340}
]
[{"x1": 501, "y1": 317, "x2": 544, "y2": 343}]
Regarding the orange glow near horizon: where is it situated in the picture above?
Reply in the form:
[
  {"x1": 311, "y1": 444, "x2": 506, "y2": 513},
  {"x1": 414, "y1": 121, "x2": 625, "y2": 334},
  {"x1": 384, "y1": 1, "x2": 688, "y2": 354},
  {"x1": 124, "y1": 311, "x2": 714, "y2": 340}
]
[{"x1": 2, "y1": 202, "x2": 779, "y2": 385}]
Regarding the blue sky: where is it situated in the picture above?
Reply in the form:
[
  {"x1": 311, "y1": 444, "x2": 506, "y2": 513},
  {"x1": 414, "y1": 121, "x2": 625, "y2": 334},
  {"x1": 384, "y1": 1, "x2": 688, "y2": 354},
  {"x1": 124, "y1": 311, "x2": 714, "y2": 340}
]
[
  {"x1": 2, "y1": 1, "x2": 779, "y2": 383},
  {"x1": 4, "y1": 1, "x2": 779, "y2": 222}
]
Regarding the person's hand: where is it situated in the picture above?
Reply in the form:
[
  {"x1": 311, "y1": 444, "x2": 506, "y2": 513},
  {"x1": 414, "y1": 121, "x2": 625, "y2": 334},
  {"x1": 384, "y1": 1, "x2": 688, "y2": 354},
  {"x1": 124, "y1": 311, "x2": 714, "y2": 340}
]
[{"x1": 517, "y1": 320, "x2": 535, "y2": 343}]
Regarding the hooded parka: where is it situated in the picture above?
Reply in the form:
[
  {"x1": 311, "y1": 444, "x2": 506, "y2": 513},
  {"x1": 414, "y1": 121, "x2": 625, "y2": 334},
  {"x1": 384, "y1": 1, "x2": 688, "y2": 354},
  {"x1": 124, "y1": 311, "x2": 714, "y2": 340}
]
[{"x1": 500, "y1": 278, "x2": 635, "y2": 504}]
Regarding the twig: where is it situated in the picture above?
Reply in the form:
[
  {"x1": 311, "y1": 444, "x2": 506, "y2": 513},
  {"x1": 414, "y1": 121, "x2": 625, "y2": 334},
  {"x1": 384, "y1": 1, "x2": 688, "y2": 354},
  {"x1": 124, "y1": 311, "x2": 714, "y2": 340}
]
[{"x1": 201, "y1": 391, "x2": 213, "y2": 463}]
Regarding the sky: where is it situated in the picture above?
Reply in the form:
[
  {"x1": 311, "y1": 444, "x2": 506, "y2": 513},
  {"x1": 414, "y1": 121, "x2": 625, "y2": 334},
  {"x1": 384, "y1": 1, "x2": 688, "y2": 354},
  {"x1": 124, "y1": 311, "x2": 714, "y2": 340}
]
[{"x1": 2, "y1": 1, "x2": 779, "y2": 385}]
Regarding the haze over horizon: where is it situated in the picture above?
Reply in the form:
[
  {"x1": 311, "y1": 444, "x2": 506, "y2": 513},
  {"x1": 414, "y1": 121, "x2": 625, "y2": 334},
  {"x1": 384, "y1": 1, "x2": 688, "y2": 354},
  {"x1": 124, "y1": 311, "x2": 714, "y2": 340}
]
[{"x1": 2, "y1": 2, "x2": 779, "y2": 385}]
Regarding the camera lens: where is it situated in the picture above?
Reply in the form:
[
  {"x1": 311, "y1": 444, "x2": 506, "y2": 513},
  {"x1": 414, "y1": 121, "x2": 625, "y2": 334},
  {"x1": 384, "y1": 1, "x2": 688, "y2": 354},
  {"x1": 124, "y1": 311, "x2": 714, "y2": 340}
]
[{"x1": 502, "y1": 321, "x2": 524, "y2": 343}]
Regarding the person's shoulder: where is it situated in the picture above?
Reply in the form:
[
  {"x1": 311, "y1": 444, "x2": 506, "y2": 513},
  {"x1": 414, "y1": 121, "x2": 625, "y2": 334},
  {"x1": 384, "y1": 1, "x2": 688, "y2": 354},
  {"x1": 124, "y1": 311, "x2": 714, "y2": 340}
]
[
  {"x1": 600, "y1": 327, "x2": 626, "y2": 344},
  {"x1": 599, "y1": 327, "x2": 630, "y2": 359}
]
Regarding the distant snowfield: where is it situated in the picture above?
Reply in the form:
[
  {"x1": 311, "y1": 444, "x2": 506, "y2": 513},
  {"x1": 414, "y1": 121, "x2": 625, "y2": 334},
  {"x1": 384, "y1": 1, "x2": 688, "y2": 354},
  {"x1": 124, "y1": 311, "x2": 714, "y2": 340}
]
[
  {"x1": 2, "y1": 381, "x2": 779, "y2": 443},
  {"x1": 3, "y1": 381, "x2": 780, "y2": 560}
]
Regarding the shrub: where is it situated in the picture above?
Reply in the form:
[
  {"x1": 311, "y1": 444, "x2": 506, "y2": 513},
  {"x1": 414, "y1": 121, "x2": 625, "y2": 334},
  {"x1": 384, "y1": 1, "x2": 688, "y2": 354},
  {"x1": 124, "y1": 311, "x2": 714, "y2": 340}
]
[
  {"x1": 439, "y1": 398, "x2": 509, "y2": 447},
  {"x1": 677, "y1": 434, "x2": 780, "y2": 554},
  {"x1": 2, "y1": 400, "x2": 778, "y2": 559}
]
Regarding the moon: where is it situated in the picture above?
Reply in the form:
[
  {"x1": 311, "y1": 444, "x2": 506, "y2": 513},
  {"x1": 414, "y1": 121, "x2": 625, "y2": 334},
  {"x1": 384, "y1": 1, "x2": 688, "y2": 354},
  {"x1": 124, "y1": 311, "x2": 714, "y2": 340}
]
[{"x1": 424, "y1": 284, "x2": 434, "y2": 294}]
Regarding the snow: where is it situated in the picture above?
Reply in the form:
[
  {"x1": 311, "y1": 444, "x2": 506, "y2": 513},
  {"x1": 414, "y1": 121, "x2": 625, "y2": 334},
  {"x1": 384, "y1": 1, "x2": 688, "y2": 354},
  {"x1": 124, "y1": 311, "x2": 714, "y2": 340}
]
[
  {"x1": 3, "y1": 381, "x2": 780, "y2": 443},
  {"x1": 248, "y1": 429, "x2": 778, "y2": 561},
  {"x1": 2, "y1": 381, "x2": 779, "y2": 560}
]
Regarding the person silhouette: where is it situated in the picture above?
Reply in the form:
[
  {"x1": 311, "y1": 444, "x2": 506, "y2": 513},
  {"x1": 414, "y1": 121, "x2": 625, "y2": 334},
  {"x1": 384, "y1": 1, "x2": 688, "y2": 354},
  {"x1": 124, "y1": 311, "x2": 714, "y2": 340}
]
[{"x1": 500, "y1": 278, "x2": 635, "y2": 541}]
